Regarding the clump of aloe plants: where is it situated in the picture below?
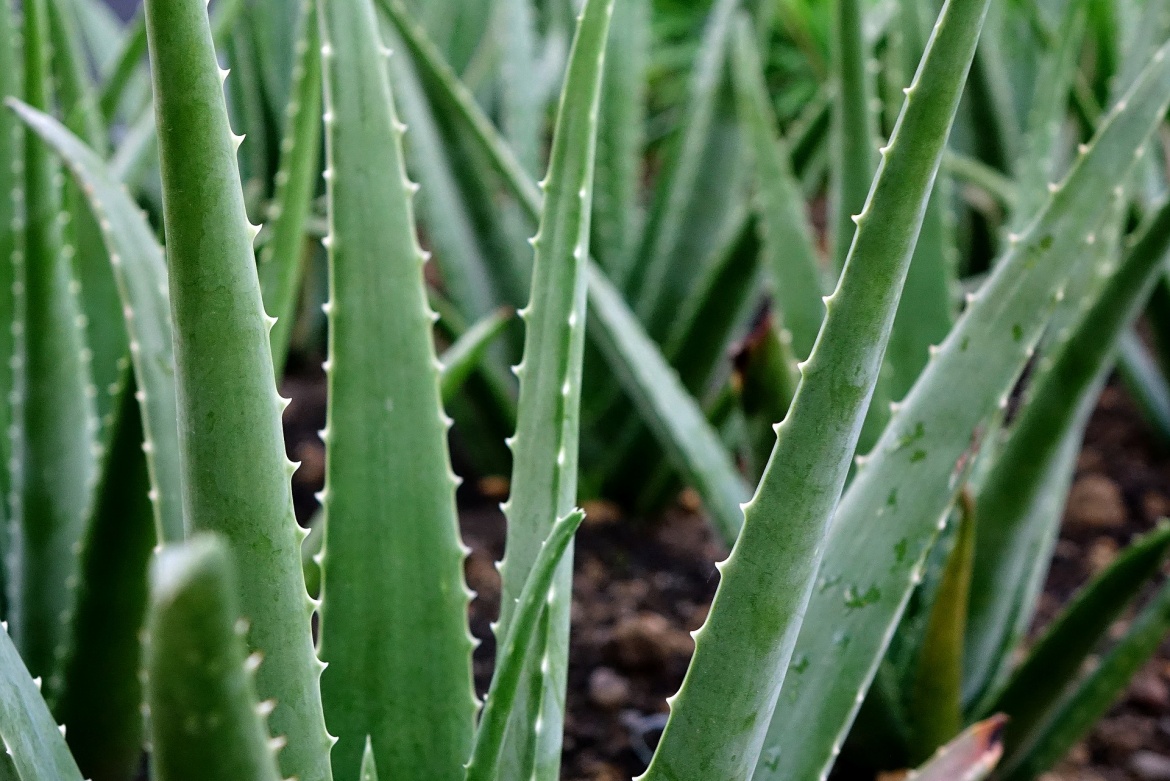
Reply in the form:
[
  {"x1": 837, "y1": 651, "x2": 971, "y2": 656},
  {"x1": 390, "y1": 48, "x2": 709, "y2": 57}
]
[{"x1": 2, "y1": 0, "x2": 1170, "y2": 779}]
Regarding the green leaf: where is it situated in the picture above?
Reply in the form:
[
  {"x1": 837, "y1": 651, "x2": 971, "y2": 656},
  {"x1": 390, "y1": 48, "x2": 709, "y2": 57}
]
[
  {"x1": 731, "y1": 15, "x2": 825, "y2": 360},
  {"x1": 993, "y1": 523, "x2": 1170, "y2": 767},
  {"x1": 56, "y1": 379, "x2": 155, "y2": 781},
  {"x1": 0, "y1": 0, "x2": 19, "y2": 613},
  {"x1": 146, "y1": 536, "x2": 283, "y2": 781},
  {"x1": 12, "y1": 0, "x2": 98, "y2": 695},
  {"x1": 360, "y1": 739, "x2": 379, "y2": 781},
  {"x1": 258, "y1": 0, "x2": 323, "y2": 376},
  {"x1": 645, "y1": 0, "x2": 991, "y2": 775},
  {"x1": 756, "y1": 39, "x2": 1170, "y2": 781},
  {"x1": 965, "y1": 194, "x2": 1170, "y2": 710},
  {"x1": 142, "y1": 0, "x2": 332, "y2": 776},
  {"x1": 465, "y1": 509, "x2": 585, "y2": 781},
  {"x1": 1000, "y1": 571, "x2": 1170, "y2": 781},
  {"x1": 381, "y1": 0, "x2": 751, "y2": 546},
  {"x1": 907, "y1": 498, "x2": 975, "y2": 761},
  {"x1": 440, "y1": 308, "x2": 515, "y2": 404},
  {"x1": 494, "y1": 1, "x2": 613, "y2": 776},
  {"x1": 829, "y1": 0, "x2": 878, "y2": 272},
  {"x1": 8, "y1": 98, "x2": 185, "y2": 544},
  {"x1": 314, "y1": 0, "x2": 477, "y2": 774},
  {"x1": 1117, "y1": 329, "x2": 1170, "y2": 446},
  {"x1": 592, "y1": 0, "x2": 648, "y2": 280},
  {"x1": 0, "y1": 622, "x2": 84, "y2": 781}
]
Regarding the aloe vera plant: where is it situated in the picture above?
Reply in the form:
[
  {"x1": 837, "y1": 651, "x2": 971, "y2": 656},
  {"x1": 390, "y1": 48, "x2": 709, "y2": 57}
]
[{"x1": 1, "y1": 0, "x2": 1170, "y2": 780}]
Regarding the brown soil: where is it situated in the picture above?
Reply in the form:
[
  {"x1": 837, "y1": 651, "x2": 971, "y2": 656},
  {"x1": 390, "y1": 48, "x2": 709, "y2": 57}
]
[{"x1": 280, "y1": 366, "x2": 1170, "y2": 781}]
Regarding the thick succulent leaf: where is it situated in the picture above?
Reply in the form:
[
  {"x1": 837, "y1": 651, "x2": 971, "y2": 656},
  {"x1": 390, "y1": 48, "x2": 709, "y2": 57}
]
[
  {"x1": 9, "y1": 98, "x2": 184, "y2": 544},
  {"x1": 495, "y1": 1, "x2": 612, "y2": 777},
  {"x1": 440, "y1": 308, "x2": 514, "y2": 404},
  {"x1": 0, "y1": 0, "x2": 18, "y2": 610},
  {"x1": 731, "y1": 16, "x2": 824, "y2": 360},
  {"x1": 591, "y1": 0, "x2": 648, "y2": 280},
  {"x1": 829, "y1": 0, "x2": 878, "y2": 272},
  {"x1": 142, "y1": 0, "x2": 332, "y2": 776},
  {"x1": 381, "y1": 0, "x2": 751, "y2": 545},
  {"x1": 587, "y1": 263, "x2": 752, "y2": 542},
  {"x1": 146, "y1": 536, "x2": 283, "y2": 781},
  {"x1": 98, "y1": 9, "x2": 147, "y2": 122},
  {"x1": 496, "y1": 0, "x2": 541, "y2": 175},
  {"x1": 965, "y1": 195, "x2": 1170, "y2": 710},
  {"x1": 314, "y1": 0, "x2": 477, "y2": 774},
  {"x1": 907, "y1": 502, "x2": 974, "y2": 761},
  {"x1": 1117, "y1": 330, "x2": 1170, "y2": 444},
  {"x1": 993, "y1": 523, "x2": 1170, "y2": 766},
  {"x1": 907, "y1": 716, "x2": 1006, "y2": 781},
  {"x1": 1000, "y1": 573, "x2": 1170, "y2": 781},
  {"x1": 628, "y1": 0, "x2": 744, "y2": 340},
  {"x1": 0, "y1": 623, "x2": 84, "y2": 781},
  {"x1": 755, "y1": 40, "x2": 1170, "y2": 781},
  {"x1": 12, "y1": 0, "x2": 98, "y2": 695},
  {"x1": 385, "y1": 27, "x2": 506, "y2": 328},
  {"x1": 643, "y1": 0, "x2": 991, "y2": 775},
  {"x1": 56, "y1": 380, "x2": 155, "y2": 781},
  {"x1": 360, "y1": 739, "x2": 378, "y2": 781},
  {"x1": 465, "y1": 509, "x2": 585, "y2": 781},
  {"x1": 258, "y1": 0, "x2": 323, "y2": 376}
]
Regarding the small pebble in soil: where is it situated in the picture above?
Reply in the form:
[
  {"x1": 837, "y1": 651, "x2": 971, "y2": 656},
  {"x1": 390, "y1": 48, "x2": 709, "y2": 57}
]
[
  {"x1": 1130, "y1": 751, "x2": 1170, "y2": 781},
  {"x1": 1067, "y1": 474, "x2": 1127, "y2": 529},
  {"x1": 589, "y1": 667, "x2": 632, "y2": 711},
  {"x1": 607, "y1": 612, "x2": 693, "y2": 670}
]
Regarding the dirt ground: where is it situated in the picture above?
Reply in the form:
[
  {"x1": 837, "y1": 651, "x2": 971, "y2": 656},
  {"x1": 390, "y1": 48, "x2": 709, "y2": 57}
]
[{"x1": 281, "y1": 370, "x2": 1170, "y2": 781}]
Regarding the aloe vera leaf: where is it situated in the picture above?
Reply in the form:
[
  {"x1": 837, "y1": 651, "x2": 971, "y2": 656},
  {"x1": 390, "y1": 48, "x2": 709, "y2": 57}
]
[
  {"x1": 314, "y1": 0, "x2": 477, "y2": 773},
  {"x1": 592, "y1": 0, "x2": 648, "y2": 281},
  {"x1": 12, "y1": 0, "x2": 98, "y2": 693},
  {"x1": 731, "y1": 16, "x2": 825, "y2": 360},
  {"x1": 384, "y1": 27, "x2": 505, "y2": 326},
  {"x1": 1010, "y1": 0, "x2": 1087, "y2": 231},
  {"x1": 98, "y1": 9, "x2": 146, "y2": 122},
  {"x1": 0, "y1": 0, "x2": 18, "y2": 608},
  {"x1": 593, "y1": 206, "x2": 759, "y2": 504},
  {"x1": 588, "y1": 262, "x2": 752, "y2": 541},
  {"x1": 967, "y1": 26, "x2": 1020, "y2": 175},
  {"x1": 829, "y1": 0, "x2": 878, "y2": 273},
  {"x1": 142, "y1": 0, "x2": 331, "y2": 776},
  {"x1": 258, "y1": 0, "x2": 323, "y2": 376},
  {"x1": 360, "y1": 739, "x2": 378, "y2": 781},
  {"x1": 440, "y1": 308, "x2": 514, "y2": 404},
  {"x1": 244, "y1": 0, "x2": 303, "y2": 123},
  {"x1": 992, "y1": 523, "x2": 1170, "y2": 766},
  {"x1": 883, "y1": 0, "x2": 956, "y2": 403},
  {"x1": 0, "y1": 624, "x2": 84, "y2": 781},
  {"x1": 907, "y1": 498, "x2": 975, "y2": 762},
  {"x1": 381, "y1": 0, "x2": 752, "y2": 544},
  {"x1": 1000, "y1": 574, "x2": 1170, "y2": 781},
  {"x1": 943, "y1": 150, "x2": 1017, "y2": 211},
  {"x1": 1117, "y1": 330, "x2": 1170, "y2": 444},
  {"x1": 627, "y1": 0, "x2": 742, "y2": 331},
  {"x1": 56, "y1": 379, "x2": 154, "y2": 781},
  {"x1": 907, "y1": 716, "x2": 1006, "y2": 781},
  {"x1": 44, "y1": 0, "x2": 129, "y2": 439},
  {"x1": 755, "y1": 42, "x2": 1170, "y2": 781},
  {"x1": 497, "y1": 0, "x2": 542, "y2": 175},
  {"x1": 964, "y1": 195, "x2": 1170, "y2": 709},
  {"x1": 10, "y1": 98, "x2": 185, "y2": 544},
  {"x1": 645, "y1": 0, "x2": 990, "y2": 774},
  {"x1": 146, "y1": 536, "x2": 283, "y2": 781},
  {"x1": 732, "y1": 313, "x2": 801, "y2": 479},
  {"x1": 494, "y1": 2, "x2": 612, "y2": 777},
  {"x1": 465, "y1": 509, "x2": 585, "y2": 781},
  {"x1": 224, "y1": 26, "x2": 271, "y2": 200}
]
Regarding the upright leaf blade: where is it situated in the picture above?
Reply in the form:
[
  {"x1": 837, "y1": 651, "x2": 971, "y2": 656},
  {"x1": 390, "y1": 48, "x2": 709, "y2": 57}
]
[
  {"x1": 643, "y1": 0, "x2": 990, "y2": 775},
  {"x1": 756, "y1": 40, "x2": 1170, "y2": 781},
  {"x1": 142, "y1": 0, "x2": 332, "y2": 776},
  {"x1": 495, "y1": 2, "x2": 613, "y2": 777},
  {"x1": 314, "y1": 0, "x2": 476, "y2": 776},
  {"x1": 146, "y1": 536, "x2": 282, "y2": 781}
]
